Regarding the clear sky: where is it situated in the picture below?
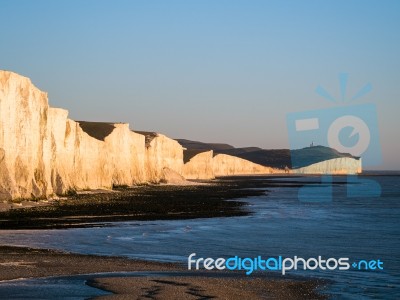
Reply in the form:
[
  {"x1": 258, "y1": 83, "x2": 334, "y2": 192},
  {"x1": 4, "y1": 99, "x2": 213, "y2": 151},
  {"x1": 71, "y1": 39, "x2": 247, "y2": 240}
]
[{"x1": 1, "y1": 0, "x2": 399, "y2": 169}]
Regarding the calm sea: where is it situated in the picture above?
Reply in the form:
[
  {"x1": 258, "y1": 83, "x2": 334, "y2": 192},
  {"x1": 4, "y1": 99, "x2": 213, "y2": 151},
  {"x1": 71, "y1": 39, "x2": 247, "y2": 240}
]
[{"x1": 0, "y1": 175, "x2": 399, "y2": 299}]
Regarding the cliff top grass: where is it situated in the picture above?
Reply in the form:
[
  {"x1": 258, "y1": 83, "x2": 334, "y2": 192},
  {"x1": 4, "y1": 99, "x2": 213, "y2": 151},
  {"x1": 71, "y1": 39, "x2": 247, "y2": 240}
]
[
  {"x1": 183, "y1": 149, "x2": 211, "y2": 164},
  {"x1": 133, "y1": 130, "x2": 158, "y2": 146},
  {"x1": 77, "y1": 121, "x2": 116, "y2": 141},
  {"x1": 176, "y1": 139, "x2": 234, "y2": 151}
]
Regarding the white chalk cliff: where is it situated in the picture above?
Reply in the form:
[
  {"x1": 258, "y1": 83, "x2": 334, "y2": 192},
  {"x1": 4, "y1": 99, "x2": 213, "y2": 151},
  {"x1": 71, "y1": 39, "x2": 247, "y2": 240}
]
[
  {"x1": 292, "y1": 157, "x2": 362, "y2": 175},
  {"x1": 135, "y1": 131, "x2": 184, "y2": 183},
  {"x1": 182, "y1": 150, "x2": 214, "y2": 180},
  {"x1": 0, "y1": 71, "x2": 184, "y2": 200},
  {"x1": 213, "y1": 154, "x2": 275, "y2": 176},
  {"x1": 0, "y1": 71, "x2": 362, "y2": 200}
]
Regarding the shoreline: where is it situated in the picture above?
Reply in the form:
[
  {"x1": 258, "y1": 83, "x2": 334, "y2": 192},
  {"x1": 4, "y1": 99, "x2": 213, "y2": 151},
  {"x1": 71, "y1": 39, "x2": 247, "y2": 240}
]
[
  {"x1": 0, "y1": 176, "x2": 288, "y2": 230},
  {"x1": 0, "y1": 246, "x2": 181, "y2": 282},
  {"x1": 1, "y1": 173, "x2": 393, "y2": 215},
  {"x1": 0, "y1": 246, "x2": 327, "y2": 299},
  {"x1": 0, "y1": 183, "x2": 248, "y2": 229},
  {"x1": 88, "y1": 275, "x2": 327, "y2": 300},
  {"x1": 0, "y1": 175, "x2": 333, "y2": 298}
]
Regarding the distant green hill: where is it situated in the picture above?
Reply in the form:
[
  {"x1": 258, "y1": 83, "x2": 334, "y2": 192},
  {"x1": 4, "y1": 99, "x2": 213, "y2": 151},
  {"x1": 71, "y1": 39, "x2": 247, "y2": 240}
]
[
  {"x1": 176, "y1": 139, "x2": 235, "y2": 151},
  {"x1": 176, "y1": 139, "x2": 359, "y2": 169}
]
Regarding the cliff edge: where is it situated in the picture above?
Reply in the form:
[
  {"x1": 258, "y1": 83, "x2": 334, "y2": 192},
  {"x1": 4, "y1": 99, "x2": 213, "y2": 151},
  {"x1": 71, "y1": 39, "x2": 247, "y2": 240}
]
[
  {"x1": 0, "y1": 71, "x2": 362, "y2": 200},
  {"x1": 0, "y1": 71, "x2": 184, "y2": 200}
]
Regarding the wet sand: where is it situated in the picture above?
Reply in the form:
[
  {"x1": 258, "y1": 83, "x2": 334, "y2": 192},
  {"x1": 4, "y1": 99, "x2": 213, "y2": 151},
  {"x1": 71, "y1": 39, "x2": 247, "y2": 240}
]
[
  {"x1": 0, "y1": 246, "x2": 180, "y2": 281},
  {"x1": 89, "y1": 276, "x2": 326, "y2": 300},
  {"x1": 0, "y1": 246, "x2": 326, "y2": 299}
]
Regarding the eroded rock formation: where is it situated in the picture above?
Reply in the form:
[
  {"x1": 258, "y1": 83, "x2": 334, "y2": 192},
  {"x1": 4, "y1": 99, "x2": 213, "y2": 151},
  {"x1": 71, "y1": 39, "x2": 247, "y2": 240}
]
[
  {"x1": 0, "y1": 70, "x2": 363, "y2": 200},
  {"x1": 135, "y1": 131, "x2": 184, "y2": 182},
  {"x1": 0, "y1": 71, "x2": 183, "y2": 200},
  {"x1": 213, "y1": 154, "x2": 275, "y2": 176},
  {"x1": 292, "y1": 157, "x2": 362, "y2": 175},
  {"x1": 182, "y1": 150, "x2": 214, "y2": 179},
  {"x1": 178, "y1": 140, "x2": 362, "y2": 176}
]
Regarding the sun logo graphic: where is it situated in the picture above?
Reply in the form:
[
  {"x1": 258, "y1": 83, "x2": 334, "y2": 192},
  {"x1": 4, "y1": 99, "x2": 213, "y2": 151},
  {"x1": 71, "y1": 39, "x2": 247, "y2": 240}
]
[{"x1": 286, "y1": 73, "x2": 382, "y2": 202}]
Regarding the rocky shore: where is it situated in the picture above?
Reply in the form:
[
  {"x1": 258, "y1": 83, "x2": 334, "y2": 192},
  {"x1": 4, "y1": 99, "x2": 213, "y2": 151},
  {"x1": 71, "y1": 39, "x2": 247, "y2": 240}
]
[{"x1": 0, "y1": 177, "x2": 270, "y2": 229}]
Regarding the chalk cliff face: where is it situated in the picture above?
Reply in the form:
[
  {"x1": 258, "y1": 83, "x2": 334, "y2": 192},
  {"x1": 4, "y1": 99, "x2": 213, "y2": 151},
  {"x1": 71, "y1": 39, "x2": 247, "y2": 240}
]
[
  {"x1": 53, "y1": 121, "x2": 148, "y2": 192},
  {"x1": 292, "y1": 157, "x2": 361, "y2": 175},
  {"x1": 181, "y1": 151, "x2": 279, "y2": 178},
  {"x1": 213, "y1": 154, "x2": 274, "y2": 176},
  {"x1": 0, "y1": 71, "x2": 51, "y2": 200},
  {"x1": 0, "y1": 71, "x2": 183, "y2": 200},
  {"x1": 182, "y1": 150, "x2": 214, "y2": 180},
  {"x1": 136, "y1": 131, "x2": 184, "y2": 183},
  {"x1": 0, "y1": 70, "x2": 363, "y2": 200}
]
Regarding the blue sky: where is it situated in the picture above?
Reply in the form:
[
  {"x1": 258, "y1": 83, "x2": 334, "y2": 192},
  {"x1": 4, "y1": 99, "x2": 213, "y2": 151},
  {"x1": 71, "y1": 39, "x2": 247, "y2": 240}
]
[{"x1": 1, "y1": 0, "x2": 399, "y2": 169}]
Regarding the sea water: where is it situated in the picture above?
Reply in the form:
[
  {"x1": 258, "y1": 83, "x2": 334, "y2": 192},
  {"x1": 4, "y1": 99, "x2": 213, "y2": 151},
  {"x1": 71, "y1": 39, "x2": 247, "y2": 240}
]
[{"x1": 0, "y1": 175, "x2": 399, "y2": 299}]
